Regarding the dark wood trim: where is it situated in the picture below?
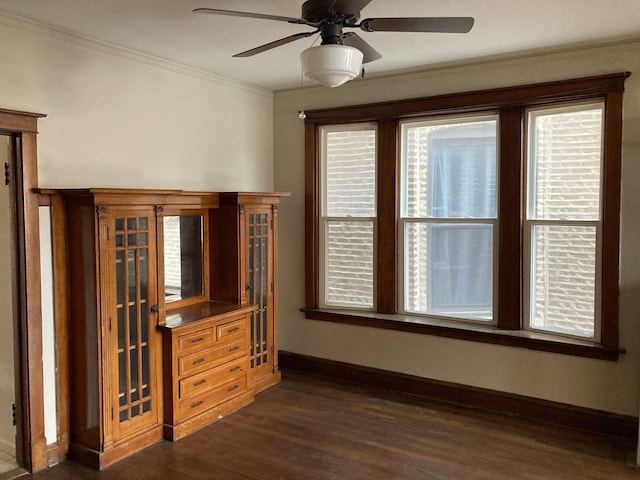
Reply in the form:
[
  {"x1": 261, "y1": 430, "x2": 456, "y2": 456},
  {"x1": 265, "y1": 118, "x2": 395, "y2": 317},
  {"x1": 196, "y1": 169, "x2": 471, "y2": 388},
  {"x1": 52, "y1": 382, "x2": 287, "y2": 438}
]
[
  {"x1": 1, "y1": 109, "x2": 48, "y2": 473},
  {"x1": 50, "y1": 195, "x2": 70, "y2": 460},
  {"x1": 302, "y1": 308, "x2": 621, "y2": 361},
  {"x1": 304, "y1": 73, "x2": 630, "y2": 124},
  {"x1": 37, "y1": 194, "x2": 51, "y2": 207},
  {"x1": 279, "y1": 351, "x2": 636, "y2": 440},
  {"x1": 304, "y1": 122, "x2": 319, "y2": 309},
  {"x1": 376, "y1": 119, "x2": 399, "y2": 313},
  {"x1": 600, "y1": 91, "x2": 623, "y2": 349},
  {"x1": 497, "y1": 106, "x2": 524, "y2": 329},
  {"x1": 36, "y1": 188, "x2": 218, "y2": 210},
  {"x1": 6, "y1": 135, "x2": 23, "y2": 467},
  {"x1": 21, "y1": 133, "x2": 47, "y2": 470},
  {"x1": 10, "y1": 128, "x2": 47, "y2": 472},
  {"x1": 0, "y1": 109, "x2": 45, "y2": 134}
]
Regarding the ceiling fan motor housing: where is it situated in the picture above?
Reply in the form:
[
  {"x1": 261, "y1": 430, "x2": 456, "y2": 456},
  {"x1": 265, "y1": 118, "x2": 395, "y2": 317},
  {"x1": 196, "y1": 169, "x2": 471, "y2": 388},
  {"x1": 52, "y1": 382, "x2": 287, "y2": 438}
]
[
  {"x1": 320, "y1": 24, "x2": 345, "y2": 45},
  {"x1": 302, "y1": 0, "x2": 361, "y2": 25}
]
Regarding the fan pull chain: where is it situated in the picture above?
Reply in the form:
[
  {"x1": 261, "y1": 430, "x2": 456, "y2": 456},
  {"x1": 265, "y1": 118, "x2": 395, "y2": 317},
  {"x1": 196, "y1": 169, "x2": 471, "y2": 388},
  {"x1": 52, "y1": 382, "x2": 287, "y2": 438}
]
[{"x1": 298, "y1": 60, "x2": 306, "y2": 120}]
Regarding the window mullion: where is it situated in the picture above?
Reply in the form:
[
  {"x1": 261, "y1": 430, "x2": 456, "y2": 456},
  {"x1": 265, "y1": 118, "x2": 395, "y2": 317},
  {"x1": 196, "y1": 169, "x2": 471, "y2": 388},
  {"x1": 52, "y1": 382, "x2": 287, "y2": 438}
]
[
  {"x1": 497, "y1": 106, "x2": 524, "y2": 329},
  {"x1": 377, "y1": 119, "x2": 399, "y2": 314}
]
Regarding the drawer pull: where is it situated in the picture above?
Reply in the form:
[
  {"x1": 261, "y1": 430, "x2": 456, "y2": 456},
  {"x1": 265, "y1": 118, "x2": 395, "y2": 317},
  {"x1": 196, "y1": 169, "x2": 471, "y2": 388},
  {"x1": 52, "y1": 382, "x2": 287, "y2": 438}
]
[
  {"x1": 227, "y1": 346, "x2": 240, "y2": 353},
  {"x1": 227, "y1": 327, "x2": 240, "y2": 333},
  {"x1": 227, "y1": 385, "x2": 239, "y2": 393},
  {"x1": 191, "y1": 400, "x2": 204, "y2": 408},
  {"x1": 190, "y1": 337, "x2": 205, "y2": 344},
  {"x1": 192, "y1": 358, "x2": 206, "y2": 365},
  {"x1": 229, "y1": 366, "x2": 241, "y2": 373},
  {"x1": 193, "y1": 380, "x2": 206, "y2": 387}
]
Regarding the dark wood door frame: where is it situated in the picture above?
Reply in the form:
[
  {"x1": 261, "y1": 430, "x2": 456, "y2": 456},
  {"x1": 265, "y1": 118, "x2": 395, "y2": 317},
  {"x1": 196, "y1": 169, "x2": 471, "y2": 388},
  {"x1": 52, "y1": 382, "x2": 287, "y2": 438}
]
[{"x1": 0, "y1": 108, "x2": 48, "y2": 472}]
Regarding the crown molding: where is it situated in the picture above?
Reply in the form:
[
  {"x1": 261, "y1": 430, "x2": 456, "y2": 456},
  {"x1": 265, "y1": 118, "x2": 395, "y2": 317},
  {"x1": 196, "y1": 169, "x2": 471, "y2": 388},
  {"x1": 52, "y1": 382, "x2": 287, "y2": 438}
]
[{"x1": 0, "y1": 10, "x2": 272, "y2": 98}]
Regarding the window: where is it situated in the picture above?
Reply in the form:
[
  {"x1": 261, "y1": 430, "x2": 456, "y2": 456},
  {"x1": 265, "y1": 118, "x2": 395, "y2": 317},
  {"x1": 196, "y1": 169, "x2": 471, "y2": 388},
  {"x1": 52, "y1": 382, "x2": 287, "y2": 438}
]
[
  {"x1": 320, "y1": 124, "x2": 377, "y2": 309},
  {"x1": 401, "y1": 116, "x2": 497, "y2": 321},
  {"x1": 525, "y1": 103, "x2": 604, "y2": 340},
  {"x1": 304, "y1": 73, "x2": 627, "y2": 360}
]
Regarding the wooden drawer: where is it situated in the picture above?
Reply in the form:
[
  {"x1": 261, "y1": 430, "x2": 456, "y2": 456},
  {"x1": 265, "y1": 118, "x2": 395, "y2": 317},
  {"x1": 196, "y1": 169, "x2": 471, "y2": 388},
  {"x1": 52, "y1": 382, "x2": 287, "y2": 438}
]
[
  {"x1": 177, "y1": 326, "x2": 215, "y2": 354},
  {"x1": 178, "y1": 376, "x2": 247, "y2": 421},
  {"x1": 179, "y1": 357, "x2": 247, "y2": 399},
  {"x1": 178, "y1": 338, "x2": 246, "y2": 377},
  {"x1": 216, "y1": 317, "x2": 247, "y2": 342}
]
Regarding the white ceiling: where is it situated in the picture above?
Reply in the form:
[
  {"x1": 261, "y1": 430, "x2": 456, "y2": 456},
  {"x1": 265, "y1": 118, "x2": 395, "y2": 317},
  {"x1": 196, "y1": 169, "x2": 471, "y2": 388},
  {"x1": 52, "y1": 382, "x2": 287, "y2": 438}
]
[{"x1": 1, "y1": 0, "x2": 640, "y2": 91}]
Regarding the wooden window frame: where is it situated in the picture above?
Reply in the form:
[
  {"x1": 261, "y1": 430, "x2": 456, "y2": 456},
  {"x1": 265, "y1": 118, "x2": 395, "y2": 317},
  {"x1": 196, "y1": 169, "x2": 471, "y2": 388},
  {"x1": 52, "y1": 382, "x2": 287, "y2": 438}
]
[{"x1": 303, "y1": 73, "x2": 629, "y2": 361}]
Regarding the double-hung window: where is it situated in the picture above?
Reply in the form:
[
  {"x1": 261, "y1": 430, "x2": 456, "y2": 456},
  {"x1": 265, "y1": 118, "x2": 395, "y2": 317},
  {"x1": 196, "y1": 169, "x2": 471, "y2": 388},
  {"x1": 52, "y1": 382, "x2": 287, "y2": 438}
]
[
  {"x1": 524, "y1": 102, "x2": 604, "y2": 340},
  {"x1": 400, "y1": 115, "x2": 498, "y2": 321},
  {"x1": 319, "y1": 123, "x2": 377, "y2": 309},
  {"x1": 304, "y1": 73, "x2": 627, "y2": 360}
]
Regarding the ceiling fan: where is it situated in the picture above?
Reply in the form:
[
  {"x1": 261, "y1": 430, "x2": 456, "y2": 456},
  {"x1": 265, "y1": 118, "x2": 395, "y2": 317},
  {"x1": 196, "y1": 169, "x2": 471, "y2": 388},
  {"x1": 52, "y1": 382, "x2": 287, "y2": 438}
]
[{"x1": 194, "y1": 0, "x2": 474, "y2": 87}]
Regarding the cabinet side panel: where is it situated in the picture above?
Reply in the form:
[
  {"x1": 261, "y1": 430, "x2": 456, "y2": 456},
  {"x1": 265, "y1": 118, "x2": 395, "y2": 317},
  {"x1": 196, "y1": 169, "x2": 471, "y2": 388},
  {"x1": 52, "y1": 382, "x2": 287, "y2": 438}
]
[{"x1": 66, "y1": 202, "x2": 101, "y2": 449}]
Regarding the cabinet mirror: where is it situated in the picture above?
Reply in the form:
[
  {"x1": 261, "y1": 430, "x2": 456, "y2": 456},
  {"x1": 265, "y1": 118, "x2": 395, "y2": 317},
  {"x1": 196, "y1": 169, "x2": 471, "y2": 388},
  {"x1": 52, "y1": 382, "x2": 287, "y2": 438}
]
[{"x1": 163, "y1": 214, "x2": 205, "y2": 304}]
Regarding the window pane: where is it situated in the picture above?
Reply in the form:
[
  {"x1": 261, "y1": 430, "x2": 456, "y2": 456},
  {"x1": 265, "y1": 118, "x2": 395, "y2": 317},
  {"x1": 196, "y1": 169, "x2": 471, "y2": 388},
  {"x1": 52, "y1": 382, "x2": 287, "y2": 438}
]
[
  {"x1": 528, "y1": 106, "x2": 602, "y2": 221},
  {"x1": 403, "y1": 119, "x2": 497, "y2": 218},
  {"x1": 405, "y1": 222, "x2": 493, "y2": 320},
  {"x1": 325, "y1": 129, "x2": 376, "y2": 217},
  {"x1": 530, "y1": 224, "x2": 596, "y2": 338},
  {"x1": 325, "y1": 221, "x2": 374, "y2": 308}
]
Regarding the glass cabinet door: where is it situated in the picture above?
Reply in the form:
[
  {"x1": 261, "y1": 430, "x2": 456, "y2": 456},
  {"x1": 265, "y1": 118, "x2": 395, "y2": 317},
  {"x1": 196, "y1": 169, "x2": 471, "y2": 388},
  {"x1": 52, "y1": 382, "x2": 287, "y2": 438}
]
[
  {"x1": 247, "y1": 209, "x2": 274, "y2": 379},
  {"x1": 106, "y1": 209, "x2": 160, "y2": 441}
]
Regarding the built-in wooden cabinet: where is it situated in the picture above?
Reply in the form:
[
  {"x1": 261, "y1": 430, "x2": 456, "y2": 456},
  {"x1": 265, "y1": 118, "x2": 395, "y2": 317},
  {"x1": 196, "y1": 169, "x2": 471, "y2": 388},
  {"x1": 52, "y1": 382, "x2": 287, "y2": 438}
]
[{"x1": 49, "y1": 188, "x2": 286, "y2": 469}]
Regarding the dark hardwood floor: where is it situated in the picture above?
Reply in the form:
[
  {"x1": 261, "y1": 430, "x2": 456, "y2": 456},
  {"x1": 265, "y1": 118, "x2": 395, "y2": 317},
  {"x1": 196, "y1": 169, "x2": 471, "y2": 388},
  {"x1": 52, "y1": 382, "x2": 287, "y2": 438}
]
[{"x1": 27, "y1": 371, "x2": 640, "y2": 479}]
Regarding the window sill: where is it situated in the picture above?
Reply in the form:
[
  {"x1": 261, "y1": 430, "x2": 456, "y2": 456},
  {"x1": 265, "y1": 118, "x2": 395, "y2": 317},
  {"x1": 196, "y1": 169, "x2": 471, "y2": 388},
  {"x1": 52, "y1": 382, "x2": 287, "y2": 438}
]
[{"x1": 301, "y1": 309, "x2": 622, "y2": 361}]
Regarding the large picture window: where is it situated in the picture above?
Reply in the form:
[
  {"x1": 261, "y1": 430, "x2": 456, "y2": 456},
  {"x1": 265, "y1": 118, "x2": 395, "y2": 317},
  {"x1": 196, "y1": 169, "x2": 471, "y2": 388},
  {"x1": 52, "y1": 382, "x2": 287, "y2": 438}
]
[{"x1": 304, "y1": 73, "x2": 627, "y2": 360}]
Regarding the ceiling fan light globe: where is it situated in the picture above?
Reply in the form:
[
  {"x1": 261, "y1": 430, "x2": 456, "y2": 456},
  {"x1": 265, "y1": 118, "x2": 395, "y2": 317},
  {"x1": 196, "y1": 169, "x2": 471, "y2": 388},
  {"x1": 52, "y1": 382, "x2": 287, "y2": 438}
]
[{"x1": 300, "y1": 45, "x2": 364, "y2": 87}]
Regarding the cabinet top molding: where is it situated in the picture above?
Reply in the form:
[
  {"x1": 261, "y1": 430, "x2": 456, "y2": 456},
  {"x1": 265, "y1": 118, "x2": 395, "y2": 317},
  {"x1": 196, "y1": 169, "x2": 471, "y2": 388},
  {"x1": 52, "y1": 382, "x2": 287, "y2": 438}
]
[{"x1": 35, "y1": 189, "x2": 291, "y2": 209}]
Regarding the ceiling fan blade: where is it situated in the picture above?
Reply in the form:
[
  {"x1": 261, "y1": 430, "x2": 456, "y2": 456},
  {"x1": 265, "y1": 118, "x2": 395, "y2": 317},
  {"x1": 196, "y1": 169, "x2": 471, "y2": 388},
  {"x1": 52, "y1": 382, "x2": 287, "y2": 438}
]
[
  {"x1": 360, "y1": 17, "x2": 474, "y2": 33},
  {"x1": 233, "y1": 31, "x2": 319, "y2": 58},
  {"x1": 193, "y1": 8, "x2": 307, "y2": 25},
  {"x1": 342, "y1": 32, "x2": 382, "y2": 64}
]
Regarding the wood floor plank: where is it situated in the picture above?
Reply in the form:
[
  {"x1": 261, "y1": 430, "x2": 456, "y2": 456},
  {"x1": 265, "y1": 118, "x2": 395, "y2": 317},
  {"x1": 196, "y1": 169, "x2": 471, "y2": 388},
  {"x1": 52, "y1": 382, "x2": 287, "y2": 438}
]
[{"x1": 26, "y1": 371, "x2": 640, "y2": 479}]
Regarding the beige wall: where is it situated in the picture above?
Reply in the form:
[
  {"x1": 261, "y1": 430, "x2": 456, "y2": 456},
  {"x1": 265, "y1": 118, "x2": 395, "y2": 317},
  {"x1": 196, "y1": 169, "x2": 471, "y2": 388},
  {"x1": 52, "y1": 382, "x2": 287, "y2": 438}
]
[
  {"x1": 274, "y1": 41, "x2": 640, "y2": 417},
  {"x1": 38, "y1": 208, "x2": 57, "y2": 445},
  {"x1": 0, "y1": 13, "x2": 274, "y2": 191}
]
